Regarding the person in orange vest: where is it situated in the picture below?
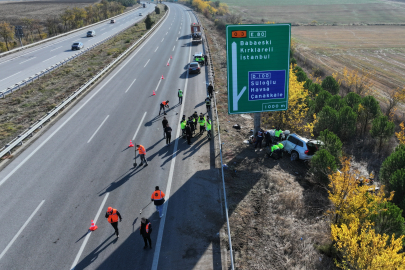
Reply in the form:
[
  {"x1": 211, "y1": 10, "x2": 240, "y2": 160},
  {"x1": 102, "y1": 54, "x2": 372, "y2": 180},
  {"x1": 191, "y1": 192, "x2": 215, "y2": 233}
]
[
  {"x1": 136, "y1": 144, "x2": 148, "y2": 166},
  {"x1": 151, "y1": 186, "x2": 165, "y2": 218},
  {"x1": 140, "y1": 217, "x2": 152, "y2": 249},
  {"x1": 105, "y1": 207, "x2": 122, "y2": 238},
  {"x1": 159, "y1": 100, "x2": 169, "y2": 115}
]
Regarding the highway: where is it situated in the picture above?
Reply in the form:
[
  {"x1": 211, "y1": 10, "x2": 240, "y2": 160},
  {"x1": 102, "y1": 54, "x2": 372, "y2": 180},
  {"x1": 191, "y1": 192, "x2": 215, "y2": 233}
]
[
  {"x1": 0, "y1": 3, "x2": 155, "y2": 93},
  {"x1": 0, "y1": 3, "x2": 224, "y2": 270}
]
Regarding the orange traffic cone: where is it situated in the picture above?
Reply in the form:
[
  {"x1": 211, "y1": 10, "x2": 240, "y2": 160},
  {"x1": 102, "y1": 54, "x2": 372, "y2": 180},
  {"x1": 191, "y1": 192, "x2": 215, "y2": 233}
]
[
  {"x1": 129, "y1": 140, "x2": 134, "y2": 147},
  {"x1": 89, "y1": 220, "x2": 98, "y2": 231},
  {"x1": 167, "y1": 62, "x2": 170, "y2": 66},
  {"x1": 170, "y1": 55, "x2": 172, "y2": 59},
  {"x1": 152, "y1": 90, "x2": 156, "y2": 96},
  {"x1": 161, "y1": 75, "x2": 164, "y2": 79}
]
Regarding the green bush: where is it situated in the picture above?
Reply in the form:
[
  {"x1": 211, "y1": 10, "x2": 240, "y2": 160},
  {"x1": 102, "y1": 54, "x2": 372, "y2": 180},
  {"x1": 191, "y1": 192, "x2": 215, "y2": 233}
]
[
  {"x1": 313, "y1": 90, "x2": 332, "y2": 113},
  {"x1": 214, "y1": 19, "x2": 226, "y2": 32},
  {"x1": 308, "y1": 83, "x2": 323, "y2": 97},
  {"x1": 155, "y1": 6, "x2": 161, "y2": 14},
  {"x1": 337, "y1": 106, "x2": 357, "y2": 140},
  {"x1": 310, "y1": 149, "x2": 337, "y2": 184},
  {"x1": 380, "y1": 145, "x2": 405, "y2": 185},
  {"x1": 295, "y1": 70, "x2": 308, "y2": 82},
  {"x1": 368, "y1": 201, "x2": 405, "y2": 241},
  {"x1": 315, "y1": 106, "x2": 338, "y2": 135},
  {"x1": 290, "y1": 57, "x2": 297, "y2": 65},
  {"x1": 326, "y1": 95, "x2": 345, "y2": 111},
  {"x1": 145, "y1": 14, "x2": 155, "y2": 29},
  {"x1": 303, "y1": 79, "x2": 312, "y2": 90},
  {"x1": 164, "y1": 5, "x2": 168, "y2": 11},
  {"x1": 389, "y1": 168, "x2": 405, "y2": 213},
  {"x1": 318, "y1": 129, "x2": 342, "y2": 164},
  {"x1": 321, "y1": 76, "x2": 340, "y2": 95},
  {"x1": 370, "y1": 115, "x2": 395, "y2": 150},
  {"x1": 343, "y1": 92, "x2": 361, "y2": 111}
]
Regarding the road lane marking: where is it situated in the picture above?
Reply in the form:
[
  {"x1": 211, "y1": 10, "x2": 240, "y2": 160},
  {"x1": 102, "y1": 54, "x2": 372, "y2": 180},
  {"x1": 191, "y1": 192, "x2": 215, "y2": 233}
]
[
  {"x1": 132, "y1": 112, "x2": 147, "y2": 140},
  {"x1": 87, "y1": 115, "x2": 109, "y2": 143},
  {"x1": 0, "y1": 200, "x2": 45, "y2": 261},
  {"x1": 151, "y1": 10, "x2": 193, "y2": 270},
  {"x1": 42, "y1": 56, "x2": 56, "y2": 62},
  {"x1": 101, "y1": 32, "x2": 106, "y2": 35},
  {"x1": 19, "y1": 57, "x2": 36, "y2": 64},
  {"x1": 176, "y1": 37, "x2": 178, "y2": 41},
  {"x1": 50, "y1": 46, "x2": 62, "y2": 52},
  {"x1": 0, "y1": 3, "x2": 171, "y2": 189},
  {"x1": 161, "y1": 38, "x2": 164, "y2": 42},
  {"x1": 166, "y1": 31, "x2": 168, "y2": 35},
  {"x1": 70, "y1": 193, "x2": 109, "y2": 270},
  {"x1": 125, "y1": 78, "x2": 136, "y2": 93},
  {"x1": 178, "y1": 31, "x2": 180, "y2": 34},
  {"x1": 155, "y1": 46, "x2": 159, "y2": 52},
  {"x1": 144, "y1": 59, "x2": 150, "y2": 67},
  {"x1": 154, "y1": 77, "x2": 163, "y2": 93},
  {"x1": 0, "y1": 72, "x2": 21, "y2": 82},
  {"x1": 172, "y1": 46, "x2": 175, "y2": 51}
]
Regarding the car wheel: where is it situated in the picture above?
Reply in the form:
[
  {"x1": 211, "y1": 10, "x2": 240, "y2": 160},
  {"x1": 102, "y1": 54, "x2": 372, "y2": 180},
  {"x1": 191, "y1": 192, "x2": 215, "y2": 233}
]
[{"x1": 291, "y1": 151, "x2": 299, "y2": 161}]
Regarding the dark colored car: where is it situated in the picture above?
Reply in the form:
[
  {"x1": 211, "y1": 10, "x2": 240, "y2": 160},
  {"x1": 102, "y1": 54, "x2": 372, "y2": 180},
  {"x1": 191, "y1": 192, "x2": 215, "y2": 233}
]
[
  {"x1": 188, "y1": 62, "x2": 201, "y2": 74},
  {"x1": 87, "y1": 30, "x2": 96, "y2": 37},
  {"x1": 71, "y1": 42, "x2": 84, "y2": 50}
]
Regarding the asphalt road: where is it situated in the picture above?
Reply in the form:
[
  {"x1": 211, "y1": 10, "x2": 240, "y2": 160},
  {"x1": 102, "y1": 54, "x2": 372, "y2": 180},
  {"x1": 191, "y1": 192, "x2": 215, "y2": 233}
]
[
  {"x1": 0, "y1": 3, "x2": 224, "y2": 270},
  {"x1": 0, "y1": 3, "x2": 155, "y2": 93}
]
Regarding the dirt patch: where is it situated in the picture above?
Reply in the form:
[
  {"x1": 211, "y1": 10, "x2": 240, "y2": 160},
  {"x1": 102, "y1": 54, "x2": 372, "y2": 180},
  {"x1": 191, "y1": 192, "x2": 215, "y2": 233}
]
[
  {"x1": 198, "y1": 13, "x2": 336, "y2": 270},
  {"x1": 0, "y1": 6, "x2": 166, "y2": 152}
]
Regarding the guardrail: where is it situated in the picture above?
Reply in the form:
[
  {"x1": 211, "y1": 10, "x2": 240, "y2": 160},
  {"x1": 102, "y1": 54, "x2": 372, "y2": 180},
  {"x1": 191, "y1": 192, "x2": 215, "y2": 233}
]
[
  {"x1": 0, "y1": 6, "x2": 169, "y2": 160},
  {"x1": 0, "y1": 8, "x2": 155, "y2": 99},
  {"x1": 191, "y1": 9, "x2": 235, "y2": 270},
  {"x1": 0, "y1": 5, "x2": 144, "y2": 58}
]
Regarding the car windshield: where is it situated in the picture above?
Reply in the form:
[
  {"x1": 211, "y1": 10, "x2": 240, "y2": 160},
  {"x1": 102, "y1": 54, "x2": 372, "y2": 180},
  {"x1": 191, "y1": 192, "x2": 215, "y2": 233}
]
[
  {"x1": 73, "y1": 43, "x2": 79, "y2": 45},
  {"x1": 190, "y1": 63, "x2": 198, "y2": 67},
  {"x1": 87, "y1": 31, "x2": 92, "y2": 33}
]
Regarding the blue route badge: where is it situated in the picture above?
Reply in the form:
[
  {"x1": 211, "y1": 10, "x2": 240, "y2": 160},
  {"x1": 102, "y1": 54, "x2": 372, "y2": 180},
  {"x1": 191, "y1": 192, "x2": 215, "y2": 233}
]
[{"x1": 248, "y1": 70, "x2": 286, "y2": 101}]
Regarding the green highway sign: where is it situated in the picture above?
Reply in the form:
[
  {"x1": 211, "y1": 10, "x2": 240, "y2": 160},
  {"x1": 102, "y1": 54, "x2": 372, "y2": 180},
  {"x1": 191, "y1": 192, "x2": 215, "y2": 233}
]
[{"x1": 226, "y1": 24, "x2": 291, "y2": 114}]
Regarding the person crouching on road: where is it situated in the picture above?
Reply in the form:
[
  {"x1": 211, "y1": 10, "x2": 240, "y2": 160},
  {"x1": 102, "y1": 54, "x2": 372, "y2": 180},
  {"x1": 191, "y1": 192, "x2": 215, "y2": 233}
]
[
  {"x1": 151, "y1": 186, "x2": 165, "y2": 218},
  {"x1": 136, "y1": 144, "x2": 148, "y2": 166},
  {"x1": 159, "y1": 100, "x2": 169, "y2": 115},
  {"x1": 140, "y1": 217, "x2": 152, "y2": 249},
  {"x1": 277, "y1": 142, "x2": 284, "y2": 158},
  {"x1": 105, "y1": 207, "x2": 122, "y2": 238}
]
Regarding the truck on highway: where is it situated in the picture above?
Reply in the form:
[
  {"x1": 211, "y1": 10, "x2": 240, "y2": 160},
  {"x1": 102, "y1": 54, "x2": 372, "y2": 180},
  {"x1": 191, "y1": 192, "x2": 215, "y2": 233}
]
[
  {"x1": 190, "y1": 22, "x2": 202, "y2": 45},
  {"x1": 143, "y1": 3, "x2": 146, "y2": 7}
]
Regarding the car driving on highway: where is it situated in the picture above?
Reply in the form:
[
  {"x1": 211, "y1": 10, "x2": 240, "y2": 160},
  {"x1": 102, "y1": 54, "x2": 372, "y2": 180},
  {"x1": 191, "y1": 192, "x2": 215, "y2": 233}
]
[
  {"x1": 87, "y1": 30, "x2": 96, "y2": 37},
  {"x1": 71, "y1": 42, "x2": 84, "y2": 50},
  {"x1": 188, "y1": 62, "x2": 201, "y2": 74},
  {"x1": 111, "y1": 19, "x2": 115, "y2": 23},
  {"x1": 139, "y1": 12, "x2": 143, "y2": 16}
]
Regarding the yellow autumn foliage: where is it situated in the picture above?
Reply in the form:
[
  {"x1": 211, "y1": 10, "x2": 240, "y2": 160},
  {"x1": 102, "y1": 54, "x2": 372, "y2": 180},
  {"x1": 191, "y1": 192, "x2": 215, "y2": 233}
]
[
  {"x1": 263, "y1": 66, "x2": 315, "y2": 135},
  {"x1": 396, "y1": 122, "x2": 405, "y2": 145}
]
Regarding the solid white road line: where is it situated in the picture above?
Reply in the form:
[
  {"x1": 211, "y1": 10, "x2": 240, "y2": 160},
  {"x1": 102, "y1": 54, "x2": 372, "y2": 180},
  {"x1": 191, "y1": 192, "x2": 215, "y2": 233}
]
[
  {"x1": 172, "y1": 46, "x2": 175, "y2": 51},
  {"x1": 0, "y1": 200, "x2": 45, "y2": 261},
  {"x1": 19, "y1": 57, "x2": 36, "y2": 64},
  {"x1": 132, "y1": 112, "x2": 147, "y2": 141},
  {"x1": 50, "y1": 46, "x2": 62, "y2": 52},
  {"x1": 155, "y1": 46, "x2": 159, "y2": 52},
  {"x1": 42, "y1": 56, "x2": 56, "y2": 62},
  {"x1": 0, "y1": 6, "x2": 171, "y2": 189},
  {"x1": 161, "y1": 38, "x2": 164, "y2": 42},
  {"x1": 70, "y1": 193, "x2": 109, "y2": 270},
  {"x1": 0, "y1": 72, "x2": 21, "y2": 82},
  {"x1": 125, "y1": 78, "x2": 136, "y2": 93},
  {"x1": 87, "y1": 115, "x2": 109, "y2": 143},
  {"x1": 151, "y1": 9, "x2": 193, "y2": 270},
  {"x1": 144, "y1": 59, "x2": 150, "y2": 67}
]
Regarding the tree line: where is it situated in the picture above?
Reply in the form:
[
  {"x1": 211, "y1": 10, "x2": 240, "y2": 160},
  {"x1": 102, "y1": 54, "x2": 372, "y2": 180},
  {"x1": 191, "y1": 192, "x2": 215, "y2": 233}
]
[{"x1": 0, "y1": 0, "x2": 131, "y2": 52}]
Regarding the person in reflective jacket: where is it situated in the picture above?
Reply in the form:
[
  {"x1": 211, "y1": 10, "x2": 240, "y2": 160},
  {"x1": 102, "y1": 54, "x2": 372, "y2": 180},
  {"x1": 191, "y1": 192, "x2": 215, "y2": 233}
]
[
  {"x1": 105, "y1": 207, "x2": 122, "y2": 238},
  {"x1": 140, "y1": 217, "x2": 152, "y2": 249}
]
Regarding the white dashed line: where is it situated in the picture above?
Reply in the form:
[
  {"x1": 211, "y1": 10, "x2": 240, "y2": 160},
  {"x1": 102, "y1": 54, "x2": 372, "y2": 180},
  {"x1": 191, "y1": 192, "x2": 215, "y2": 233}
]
[
  {"x1": 155, "y1": 46, "x2": 159, "y2": 52},
  {"x1": 172, "y1": 46, "x2": 175, "y2": 51},
  {"x1": 87, "y1": 115, "x2": 109, "y2": 143},
  {"x1": 50, "y1": 46, "x2": 62, "y2": 52},
  {"x1": 19, "y1": 57, "x2": 36, "y2": 64},
  {"x1": 42, "y1": 56, "x2": 57, "y2": 62},
  {"x1": 125, "y1": 78, "x2": 136, "y2": 93},
  {"x1": 0, "y1": 72, "x2": 21, "y2": 82},
  {"x1": 144, "y1": 59, "x2": 150, "y2": 67},
  {"x1": 161, "y1": 38, "x2": 164, "y2": 42}
]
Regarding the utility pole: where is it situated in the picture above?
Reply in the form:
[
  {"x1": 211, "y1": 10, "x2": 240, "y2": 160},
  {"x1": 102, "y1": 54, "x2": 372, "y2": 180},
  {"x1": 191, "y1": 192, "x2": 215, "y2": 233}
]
[{"x1": 254, "y1": 113, "x2": 261, "y2": 136}]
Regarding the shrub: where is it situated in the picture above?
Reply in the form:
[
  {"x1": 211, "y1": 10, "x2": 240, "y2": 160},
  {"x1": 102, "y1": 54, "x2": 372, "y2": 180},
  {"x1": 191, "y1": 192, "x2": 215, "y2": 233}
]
[
  {"x1": 290, "y1": 57, "x2": 297, "y2": 65},
  {"x1": 338, "y1": 106, "x2": 357, "y2": 140},
  {"x1": 310, "y1": 149, "x2": 337, "y2": 184},
  {"x1": 370, "y1": 115, "x2": 395, "y2": 150},
  {"x1": 380, "y1": 144, "x2": 405, "y2": 185},
  {"x1": 326, "y1": 95, "x2": 345, "y2": 111},
  {"x1": 322, "y1": 76, "x2": 340, "y2": 95},
  {"x1": 313, "y1": 90, "x2": 332, "y2": 113},
  {"x1": 214, "y1": 19, "x2": 226, "y2": 32},
  {"x1": 318, "y1": 129, "x2": 342, "y2": 164},
  {"x1": 295, "y1": 70, "x2": 308, "y2": 82},
  {"x1": 389, "y1": 168, "x2": 405, "y2": 213},
  {"x1": 315, "y1": 106, "x2": 338, "y2": 135},
  {"x1": 155, "y1": 6, "x2": 161, "y2": 14},
  {"x1": 368, "y1": 201, "x2": 405, "y2": 241},
  {"x1": 145, "y1": 14, "x2": 154, "y2": 29},
  {"x1": 343, "y1": 92, "x2": 361, "y2": 110},
  {"x1": 308, "y1": 83, "x2": 323, "y2": 97},
  {"x1": 303, "y1": 78, "x2": 312, "y2": 90},
  {"x1": 164, "y1": 5, "x2": 168, "y2": 11}
]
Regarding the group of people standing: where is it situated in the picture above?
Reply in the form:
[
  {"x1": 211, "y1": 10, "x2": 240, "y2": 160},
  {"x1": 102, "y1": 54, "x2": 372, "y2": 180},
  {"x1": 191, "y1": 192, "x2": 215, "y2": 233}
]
[{"x1": 253, "y1": 128, "x2": 285, "y2": 159}]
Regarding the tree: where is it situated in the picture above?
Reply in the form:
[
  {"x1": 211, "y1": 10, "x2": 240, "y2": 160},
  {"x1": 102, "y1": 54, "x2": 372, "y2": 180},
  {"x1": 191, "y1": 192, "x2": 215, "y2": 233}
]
[
  {"x1": 315, "y1": 106, "x2": 338, "y2": 135},
  {"x1": 358, "y1": 95, "x2": 380, "y2": 136},
  {"x1": 342, "y1": 67, "x2": 374, "y2": 96},
  {"x1": 295, "y1": 70, "x2": 308, "y2": 82},
  {"x1": 386, "y1": 87, "x2": 405, "y2": 119},
  {"x1": 310, "y1": 149, "x2": 337, "y2": 184},
  {"x1": 164, "y1": 5, "x2": 168, "y2": 11},
  {"x1": 389, "y1": 168, "x2": 405, "y2": 212},
  {"x1": 343, "y1": 92, "x2": 361, "y2": 111},
  {"x1": 312, "y1": 90, "x2": 331, "y2": 113},
  {"x1": 338, "y1": 106, "x2": 357, "y2": 140},
  {"x1": 145, "y1": 14, "x2": 154, "y2": 29},
  {"x1": 263, "y1": 67, "x2": 315, "y2": 135},
  {"x1": 380, "y1": 144, "x2": 405, "y2": 185},
  {"x1": 368, "y1": 201, "x2": 405, "y2": 240},
  {"x1": 308, "y1": 83, "x2": 323, "y2": 98},
  {"x1": 326, "y1": 95, "x2": 345, "y2": 111},
  {"x1": 318, "y1": 129, "x2": 342, "y2": 164},
  {"x1": 370, "y1": 115, "x2": 395, "y2": 150},
  {"x1": 331, "y1": 217, "x2": 405, "y2": 270},
  {"x1": 0, "y1": 21, "x2": 14, "y2": 51},
  {"x1": 322, "y1": 76, "x2": 340, "y2": 95},
  {"x1": 155, "y1": 6, "x2": 161, "y2": 14},
  {"x1": 21, "y1": 18, "x2": 33, "y2": 43},
  {"x1": 396, "y1": 122, "x2": 405, "y2": 145}
]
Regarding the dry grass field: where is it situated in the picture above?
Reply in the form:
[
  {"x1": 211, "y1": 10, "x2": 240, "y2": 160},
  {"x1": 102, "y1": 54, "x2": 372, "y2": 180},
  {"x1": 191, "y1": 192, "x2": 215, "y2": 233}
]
[
  {"x1": 0, "y1": 1, "x2": 95, "y2": 25},
  {"x1": 292, "y1": 25, "x2": 405, "y2": 113}
]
